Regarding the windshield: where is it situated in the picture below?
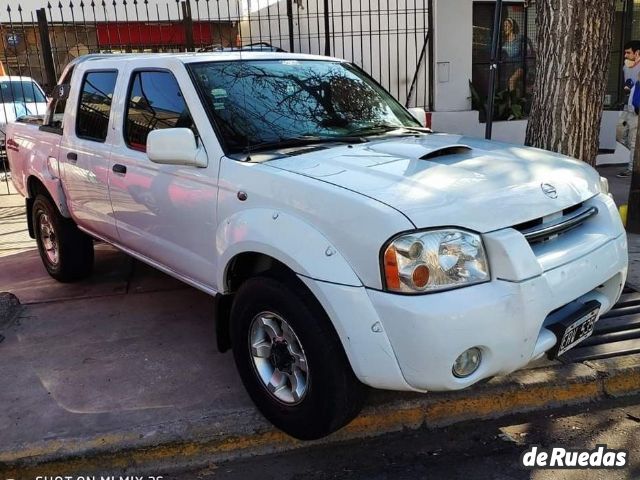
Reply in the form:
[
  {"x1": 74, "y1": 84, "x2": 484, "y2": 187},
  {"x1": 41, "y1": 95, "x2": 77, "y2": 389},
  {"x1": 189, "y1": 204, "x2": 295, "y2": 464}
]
[
  {"x1": 189, "y1": 59, "x2": 422, "y2": 154},
  {"x1": 0, "y1": 80, "x2": 46, "y2": 104}
]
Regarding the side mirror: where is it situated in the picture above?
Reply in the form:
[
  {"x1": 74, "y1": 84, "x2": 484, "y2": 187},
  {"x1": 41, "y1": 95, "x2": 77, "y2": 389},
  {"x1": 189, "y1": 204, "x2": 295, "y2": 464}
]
[
  {"x1": 408, "y1": 107, "x2": 428, "y2": 127},
  {"x1": 147, "y1": 128, "x2": 207, "y2": 167}
]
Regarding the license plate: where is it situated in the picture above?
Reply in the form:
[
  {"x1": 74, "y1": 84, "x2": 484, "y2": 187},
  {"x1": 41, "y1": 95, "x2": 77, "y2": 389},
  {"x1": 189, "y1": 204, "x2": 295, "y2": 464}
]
[{"x1": 548, "y1": 301, "x2": 601, "y2": 358}]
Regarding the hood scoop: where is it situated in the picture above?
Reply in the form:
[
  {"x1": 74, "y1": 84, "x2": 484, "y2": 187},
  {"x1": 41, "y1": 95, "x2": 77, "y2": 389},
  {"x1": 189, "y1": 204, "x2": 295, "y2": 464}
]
[{"x1": 419, "y1": 144, "x2": 472, "y2": 161}]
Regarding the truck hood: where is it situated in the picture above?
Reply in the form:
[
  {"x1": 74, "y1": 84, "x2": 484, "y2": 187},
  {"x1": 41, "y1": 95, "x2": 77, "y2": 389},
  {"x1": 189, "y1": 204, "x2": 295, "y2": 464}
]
[{"x1": 264, "y1": 133, "x2": 601, "y2": 232}]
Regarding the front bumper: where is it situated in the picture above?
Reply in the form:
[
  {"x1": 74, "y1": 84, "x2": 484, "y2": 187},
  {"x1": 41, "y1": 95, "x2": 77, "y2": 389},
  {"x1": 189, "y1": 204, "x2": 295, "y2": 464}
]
[
  {"x1": 367, "y1": 233, "x2": 627, "y2": 391},
  {"x1": 302, "y1": 195, "x2": 628, "y2": 392}
]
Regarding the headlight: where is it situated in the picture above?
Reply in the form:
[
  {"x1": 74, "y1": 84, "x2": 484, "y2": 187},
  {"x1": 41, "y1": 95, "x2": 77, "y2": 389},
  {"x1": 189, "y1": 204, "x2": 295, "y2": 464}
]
[
  {"x1": 599, "y1": 176, "x2": 609, "y2": 195},
  {"x1": 382, "y1": 229, "x2": 490, "y2": 293}
]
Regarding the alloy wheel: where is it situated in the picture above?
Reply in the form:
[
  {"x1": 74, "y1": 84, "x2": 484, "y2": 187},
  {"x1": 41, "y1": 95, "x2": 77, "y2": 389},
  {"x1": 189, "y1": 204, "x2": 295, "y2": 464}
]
[
  {"x1": 38, "y1": 212, "x2": 59, "y2": 266},
  {"x1": 248, "y1": 311, "x2": 309, "y2": 405}
]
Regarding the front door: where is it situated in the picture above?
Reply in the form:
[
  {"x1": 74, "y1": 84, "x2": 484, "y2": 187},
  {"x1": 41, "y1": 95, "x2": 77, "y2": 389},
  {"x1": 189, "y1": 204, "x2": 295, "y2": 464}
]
[{"x1": 107, "y1": 66, "x2": 219, "y2": 289}]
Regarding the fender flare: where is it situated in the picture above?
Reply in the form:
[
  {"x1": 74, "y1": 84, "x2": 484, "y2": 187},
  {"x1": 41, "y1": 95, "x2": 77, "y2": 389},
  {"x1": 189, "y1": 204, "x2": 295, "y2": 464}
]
[
  {"x1": 26, "y1": 154, "x2": 71, "y2": 218},
  {"x1": 216, "y1": 208, "x2": 362, "y2": 291}
]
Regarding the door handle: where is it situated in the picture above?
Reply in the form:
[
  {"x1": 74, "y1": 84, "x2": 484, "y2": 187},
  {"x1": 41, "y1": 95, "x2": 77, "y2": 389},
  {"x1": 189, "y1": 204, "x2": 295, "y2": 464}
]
[
  {"x1": 66, "y1": 152, "x2": 77, "y2": 162},
  {"x1": 112, "y1": 163, "x2": 127, "y2": 175}
]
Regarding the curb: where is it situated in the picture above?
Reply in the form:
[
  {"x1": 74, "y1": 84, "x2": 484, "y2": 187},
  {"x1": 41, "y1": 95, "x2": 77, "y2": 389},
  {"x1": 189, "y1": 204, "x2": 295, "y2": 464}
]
[{"x1": 2, "y1": 355, "x2": 640, "y2": 477}]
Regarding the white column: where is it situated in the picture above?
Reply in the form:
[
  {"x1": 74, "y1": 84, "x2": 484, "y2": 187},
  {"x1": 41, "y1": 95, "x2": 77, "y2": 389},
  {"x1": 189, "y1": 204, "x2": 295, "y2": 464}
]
[{"x1": 433, "y1": 0, "x2": 474, "y2": 112}]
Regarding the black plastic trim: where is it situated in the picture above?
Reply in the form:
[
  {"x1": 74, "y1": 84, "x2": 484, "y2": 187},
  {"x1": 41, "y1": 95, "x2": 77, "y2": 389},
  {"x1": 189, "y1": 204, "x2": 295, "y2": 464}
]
[{"x1": 519, "y1": 206, "x2": 598, "y2": 243}]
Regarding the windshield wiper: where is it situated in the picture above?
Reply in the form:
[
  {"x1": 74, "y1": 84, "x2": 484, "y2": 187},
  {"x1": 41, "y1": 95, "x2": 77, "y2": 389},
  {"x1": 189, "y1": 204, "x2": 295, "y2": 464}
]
[
  {"x1": 348, "y1": 124, "x2": 432, "y2": 136},
  {"x1": 244, "y1": 135, "x2": 368, "y2": 155},
  {"x1": 399, "y1": 125, "x2": 432, "y2": 133}
]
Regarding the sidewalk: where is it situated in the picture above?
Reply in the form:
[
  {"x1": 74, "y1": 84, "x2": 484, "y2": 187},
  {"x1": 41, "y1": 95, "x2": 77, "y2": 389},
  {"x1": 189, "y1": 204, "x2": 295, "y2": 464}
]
[
  {"x1": 0, "y1": 182, "x2": 36, "y2": 258},
  {"x1": 1, "y1": 172, "x2": 640, "y2": 477},
  {"x1": 599, "y1": 165, "x2": 640, "y2": 289}
]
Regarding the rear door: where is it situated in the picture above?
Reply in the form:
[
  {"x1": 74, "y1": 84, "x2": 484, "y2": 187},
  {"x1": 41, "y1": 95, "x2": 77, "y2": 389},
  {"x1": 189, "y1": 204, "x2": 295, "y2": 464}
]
[{"x1": 60, "y1": 68, "x2": 119, "y2": 240}]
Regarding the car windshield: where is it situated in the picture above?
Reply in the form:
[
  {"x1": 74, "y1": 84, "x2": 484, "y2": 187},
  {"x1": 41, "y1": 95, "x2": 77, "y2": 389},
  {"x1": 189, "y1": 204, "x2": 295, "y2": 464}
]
[
  {"x1": 189, "y1": 59, "x2": 423, "y2": 154},
  {"x1": 0, "y1": 80, "x2": 46, "y2": 104}
]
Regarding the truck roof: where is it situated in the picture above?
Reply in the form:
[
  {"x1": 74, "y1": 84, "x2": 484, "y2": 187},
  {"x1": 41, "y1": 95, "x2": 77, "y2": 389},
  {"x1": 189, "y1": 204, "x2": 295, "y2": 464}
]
[{"x1": 69, "y1": 51, "x2": 345, "y2": 67}]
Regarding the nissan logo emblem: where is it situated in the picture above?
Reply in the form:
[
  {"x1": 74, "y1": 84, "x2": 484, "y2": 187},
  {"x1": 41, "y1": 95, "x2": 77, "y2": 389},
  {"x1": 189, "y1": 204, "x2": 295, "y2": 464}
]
[{"x1": 541, "y1": 183, "x2": 558, "y2": 199}]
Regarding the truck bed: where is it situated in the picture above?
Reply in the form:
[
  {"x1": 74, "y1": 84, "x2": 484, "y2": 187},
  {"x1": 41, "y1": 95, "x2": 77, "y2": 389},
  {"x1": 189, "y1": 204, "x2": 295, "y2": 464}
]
[{"x1": 6, "y1": 121, "x2": 60, "y2": 197}]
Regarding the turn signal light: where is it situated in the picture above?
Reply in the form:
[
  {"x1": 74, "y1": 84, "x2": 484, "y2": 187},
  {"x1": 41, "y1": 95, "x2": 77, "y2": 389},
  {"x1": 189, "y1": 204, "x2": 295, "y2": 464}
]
[{"x1": 384, "y1": 245, "x2": 400, "y2": 290}]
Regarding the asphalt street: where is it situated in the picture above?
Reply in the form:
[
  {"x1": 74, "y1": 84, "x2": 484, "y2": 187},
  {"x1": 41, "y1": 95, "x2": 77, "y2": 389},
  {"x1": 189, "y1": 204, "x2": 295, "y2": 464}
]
[{"x1": 167, "y1": 397, "x2": 640, "y2": 480}]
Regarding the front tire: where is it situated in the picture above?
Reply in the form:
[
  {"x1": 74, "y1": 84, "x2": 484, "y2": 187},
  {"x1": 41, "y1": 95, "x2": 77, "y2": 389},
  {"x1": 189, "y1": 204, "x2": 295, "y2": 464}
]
[
  {"x1": 32, "y1": 194, "x2": 94, "y2": 282},
  {"x1": 230, "y1": 276, "x2": 366, "y2": 440}
]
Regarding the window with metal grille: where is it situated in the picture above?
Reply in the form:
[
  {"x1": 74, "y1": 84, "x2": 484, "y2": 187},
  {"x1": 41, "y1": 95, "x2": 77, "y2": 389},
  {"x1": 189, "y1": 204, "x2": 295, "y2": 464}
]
[
  {"x1": 472, "y1": 0, "x2": 632, "y2": 114},
  {"x1": 471, "y1": 2, "x2": 537, "y2": 121}
]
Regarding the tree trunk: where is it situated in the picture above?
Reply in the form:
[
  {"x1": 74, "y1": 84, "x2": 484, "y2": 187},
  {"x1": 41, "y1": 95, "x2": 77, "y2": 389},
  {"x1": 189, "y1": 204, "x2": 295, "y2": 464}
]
[{"x1": 525, "y1": 0, "x2": 615, "y2": 166}]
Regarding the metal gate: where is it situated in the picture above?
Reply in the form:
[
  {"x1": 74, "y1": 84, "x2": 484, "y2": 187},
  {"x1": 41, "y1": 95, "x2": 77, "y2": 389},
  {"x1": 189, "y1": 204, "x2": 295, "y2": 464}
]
[{"x1": 0, "y1": 0, "x2": 433, "y2": 194}]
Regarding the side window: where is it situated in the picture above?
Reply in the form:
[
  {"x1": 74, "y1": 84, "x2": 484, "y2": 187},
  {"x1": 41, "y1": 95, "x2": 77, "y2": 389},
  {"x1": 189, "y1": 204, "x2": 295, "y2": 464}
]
[
  {"x1": 125, "y1": 70, "x2": 194, "y2": 152},
  {"x1": 76, "y1": 71, "x2": 118, "y2": 142}
]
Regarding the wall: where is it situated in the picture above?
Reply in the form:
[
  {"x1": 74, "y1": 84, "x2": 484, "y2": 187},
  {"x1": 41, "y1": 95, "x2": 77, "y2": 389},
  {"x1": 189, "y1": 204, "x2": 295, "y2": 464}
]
[
  {"x1": 431, "y1": 110, "x2": 624, "y2": 164},
  {"x1": 432, "y1": 0, "x2": 473, "y2": 111},
  {"x1": 430, "y1": 110, "x2": 525, "y2": 142}
]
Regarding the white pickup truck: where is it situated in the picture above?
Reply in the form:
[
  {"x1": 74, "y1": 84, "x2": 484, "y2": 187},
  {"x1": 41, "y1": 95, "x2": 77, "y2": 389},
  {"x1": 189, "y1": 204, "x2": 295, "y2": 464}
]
[{"x1": 6, "y1": 53, "x2": 628, "y2": 440}]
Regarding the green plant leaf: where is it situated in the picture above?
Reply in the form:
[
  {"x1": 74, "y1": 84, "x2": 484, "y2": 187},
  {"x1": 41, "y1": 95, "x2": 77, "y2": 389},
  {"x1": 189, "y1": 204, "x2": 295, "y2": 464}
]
[
  {"x1": 512, "y1": 104, "x2": 523, "y2": 118},
  {"x1": 497, "y1": 103, "x2": 507, "y2": 119},
  {"x1": 468, "y1": 80, "x2": 486, "y2": 114}
]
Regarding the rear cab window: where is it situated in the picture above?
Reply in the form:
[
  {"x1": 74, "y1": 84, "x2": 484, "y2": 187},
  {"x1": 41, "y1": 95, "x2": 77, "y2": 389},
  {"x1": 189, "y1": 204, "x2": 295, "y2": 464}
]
[
  {"x1": 124, "y1": 70, "x2": 195, "y2": 152},
  {"x1": 76, "y1": 70, "x2": 118, "y2": 142}
]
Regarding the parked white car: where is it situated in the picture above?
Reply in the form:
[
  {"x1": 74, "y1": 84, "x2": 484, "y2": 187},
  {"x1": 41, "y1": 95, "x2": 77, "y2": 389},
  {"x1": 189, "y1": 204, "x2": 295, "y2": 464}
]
[
  {"x1": 5, "y1": 53, "x2": 628, "y2": 439},
  {"x1": 0, "y1": 76, "x2": 47, "y2": 153}
]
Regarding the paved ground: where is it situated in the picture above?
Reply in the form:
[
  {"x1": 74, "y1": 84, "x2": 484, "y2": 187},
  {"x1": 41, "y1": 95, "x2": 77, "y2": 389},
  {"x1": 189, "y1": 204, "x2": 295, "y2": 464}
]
[
  {"x1": 0, "y1": 183, "x2": 35, "y2": 258},
  {"x1": 598, "y1": 165, "x2": 630, "y2": 207},
  {"x1": 598, "y1": 165, "x2": 640, "y2": 289},
  {"x1": 0, "y1": 242, "x2": 256, "y2": 447},
  {"x1": 0, "y1": 166, "x2": 639, "y2": 477}
]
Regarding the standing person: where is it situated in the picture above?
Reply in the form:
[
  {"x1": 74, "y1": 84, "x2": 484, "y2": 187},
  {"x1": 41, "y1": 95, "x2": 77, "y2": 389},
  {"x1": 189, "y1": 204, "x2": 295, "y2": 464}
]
[
  {"x1": 617, "y1": 40, "x2": 640, "y2": 178},
  {"x1": 501, "y1": 18, "x2": 535, "y2": 93},
  {"x1": 501, "y1": 18, "x2": 526, "y2": 93}
]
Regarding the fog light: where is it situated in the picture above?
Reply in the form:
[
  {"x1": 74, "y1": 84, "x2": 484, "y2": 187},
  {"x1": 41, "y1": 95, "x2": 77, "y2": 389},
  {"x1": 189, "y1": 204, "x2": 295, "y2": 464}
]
[{"x1": 452, "y1": 347, "x2": 482, "y2": 378}]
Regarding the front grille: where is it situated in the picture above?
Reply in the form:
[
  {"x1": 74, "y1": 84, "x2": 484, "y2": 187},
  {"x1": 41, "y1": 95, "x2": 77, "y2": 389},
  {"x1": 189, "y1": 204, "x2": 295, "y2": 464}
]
[{"x1": 513, "y1": 203, "x2": 598, "y2": 244}]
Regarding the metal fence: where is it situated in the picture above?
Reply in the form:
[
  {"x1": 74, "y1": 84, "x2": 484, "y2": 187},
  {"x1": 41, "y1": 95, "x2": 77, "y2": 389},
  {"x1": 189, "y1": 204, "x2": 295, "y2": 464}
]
[{"x1": 0, "y1": 0, "x2": 433, "y2": 194}]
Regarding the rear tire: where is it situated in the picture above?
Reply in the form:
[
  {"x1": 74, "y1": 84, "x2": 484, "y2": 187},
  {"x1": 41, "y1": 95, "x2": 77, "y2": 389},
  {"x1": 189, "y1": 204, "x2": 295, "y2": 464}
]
[
  {"x1": 32, "y1": 194, "x2": 94, "y2": 282},
  {"x1": 230, "y1": 275, "x2": 366, "y2": 440}
]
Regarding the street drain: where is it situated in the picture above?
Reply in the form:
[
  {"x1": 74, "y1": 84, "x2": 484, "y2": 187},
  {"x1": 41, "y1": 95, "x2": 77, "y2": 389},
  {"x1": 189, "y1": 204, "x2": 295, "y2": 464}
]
[{"x1": 560, "y1": 286, "x2": 640, "y2": 363}]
